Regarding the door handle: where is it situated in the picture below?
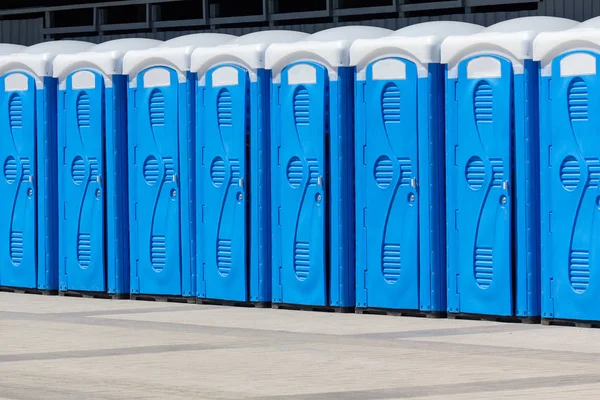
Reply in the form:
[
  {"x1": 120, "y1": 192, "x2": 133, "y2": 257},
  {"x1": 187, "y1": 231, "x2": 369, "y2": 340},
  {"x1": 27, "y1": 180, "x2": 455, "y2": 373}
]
[
  {"x1": 502, "y1": 180, "x2": 509, "y2": 191},
  {"x1": 238, "y1": 178, "x2": 244, "y2": 189},
  {"x1": 28, "y1": 175, "x2": 34, "y2": 184},
  {"x1": 172, "y1": 173, "x2": 178, "y2": 184},
  {"x1": 317, "y1": 176, "x2": 323, "y2": 186},
  {"x1": 96, "y1": 175, "x2": 102, "y2": 185},
  {"x1": 411, "y1": 177, "x2": 417, "y2": 188}
]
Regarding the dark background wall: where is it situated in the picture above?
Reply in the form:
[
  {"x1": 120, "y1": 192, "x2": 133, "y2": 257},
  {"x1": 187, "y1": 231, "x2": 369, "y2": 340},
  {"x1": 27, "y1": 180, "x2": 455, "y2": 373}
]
[{"x1": 0, "y1": 0, "x2": 598, "y2": 45}]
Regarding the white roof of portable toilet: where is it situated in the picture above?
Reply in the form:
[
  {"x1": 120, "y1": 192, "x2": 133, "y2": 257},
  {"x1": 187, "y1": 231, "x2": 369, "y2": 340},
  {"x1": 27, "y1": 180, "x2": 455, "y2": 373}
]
[
  {"x1": 534, "y1": 16, "x2": 600, "y2": 77},
  {"x1": 265, "y1": 25, "x2": 392, "y2": 83},
  {"x1": 350, "y1": 21, "x2": 483, "y2": 80},
  {"x1": 122, "y1": 33, "x2": 236, "y2": 87},
  {"x1": 191, "y1": 30, "x2": 309, "y2": 84},
  {"x1": 0, "y1": 40, "x2": 94, "y2": 88},
  {"x1": 441, "y1": 16, "x2": 578, "y2": 78},
  {"x1": 53, "y1": 38, "x2": 162, "y2": 89}
]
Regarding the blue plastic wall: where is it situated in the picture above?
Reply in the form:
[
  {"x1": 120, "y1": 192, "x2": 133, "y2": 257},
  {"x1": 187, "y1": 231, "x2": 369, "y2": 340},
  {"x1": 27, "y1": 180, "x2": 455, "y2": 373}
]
[
  {"x1": 128, "y1": 68, "x2": 195, "y2": 297},
  {"x1": 0, "y1": 74, "x2": 58, "y2": 291},
  {"x1": 58, "y1": 72, "x2": 129, "y2": 294},
  {"x1": 446, "y1": 57, "x2": 540, "y2": 318},
  {"x1": 540, "y1": 51, "x2": 600, "y2": 322},
  {"x1": 196, "y1": 66, "x2": 271, "y2": 303},
  {"x1": 271, "y1": 63, "x2": 355, "y2": 308},
  {"x1": 355, "y1": 60, "x2": 446, "y2": 313}
]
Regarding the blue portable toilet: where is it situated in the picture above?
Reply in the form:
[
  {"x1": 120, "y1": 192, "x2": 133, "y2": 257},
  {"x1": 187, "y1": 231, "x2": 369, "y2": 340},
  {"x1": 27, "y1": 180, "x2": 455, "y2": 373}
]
[
  {"x1": 53, "y1": 38, "x2": 162, "y2": 297},
  {"x1": 441, "y1": 17, "x2": 578, "y2": 320},
  {"x1": 122, "y1": 33, "x2": 235, "y2": 300},
  {"x1": 534, "y1": 18, "x2": 600, "y2": 323},
  {"x1": 265, "y1": 26, "x2": 392, "y2": 310},
  {"x1": 190, "y1": 30, "x2": 308, "y2": 305},
  {"x1": 0, "y1": 41, "x2": 93, "y2": 294},
  {"x1": 350, "y1": 22, "x2": 483, "y2": 315}
]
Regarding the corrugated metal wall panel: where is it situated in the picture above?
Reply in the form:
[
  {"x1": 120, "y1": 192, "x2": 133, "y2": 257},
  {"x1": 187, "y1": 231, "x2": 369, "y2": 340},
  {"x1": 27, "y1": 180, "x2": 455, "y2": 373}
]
[{"x1": 0, "y1": 18, "x2": 43, "y2": 45}]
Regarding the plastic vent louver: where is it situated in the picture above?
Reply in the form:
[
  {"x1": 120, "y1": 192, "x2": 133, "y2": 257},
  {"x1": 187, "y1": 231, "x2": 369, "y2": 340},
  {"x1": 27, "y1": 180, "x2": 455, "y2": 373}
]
[
  {"x1": 382, "y1": 243, "x2": 401, "y2": 283},
  {"x1": 217, "y1": 239, "x2": 232, "y2": 277},
  {"x1": 293, "y1": 87, "x2": 309, "y2": 126},
  {"x1": 77, "y1": 233, "x2": 91, "y2": 268},
  {"x1": 569, "y1": 250, "x2": 590, "y2": 294},
  {"x1": 217, "y1": 89, "x2": 232, "y2": 127},
  {"x1": 560, "y1": 156, "x2": 580, "y2": 191},
  {"x1": 294, "y1": 241, "x2": 310, "y2": 280},
  {"x1": 382, "y1": 83, "x2": 400, "y2": 124},
  {"x1": 474, "y1": 247, "x2": 493, "y2": 289},
  {"x1": 9, "y1": 94, "x2": 22, "y2": 130},
  {"x1": 466, "y1": 157, "x2": 485, "y2": 190},
  {"x1": 151, "y1": 235, "x2": 166, "y2": 271},
  {"x1": 568, "y1": 78, "x2": 588, "y2": 122},
  {"x1": 10, "y1": 231, "x2": 23, "y2": 266},
  {"x1": 149, "y1": 90, "x2": 165, "y2": 128},
  {"x1": 474, "y1": 81, "x2": 493, "y2": 124}
]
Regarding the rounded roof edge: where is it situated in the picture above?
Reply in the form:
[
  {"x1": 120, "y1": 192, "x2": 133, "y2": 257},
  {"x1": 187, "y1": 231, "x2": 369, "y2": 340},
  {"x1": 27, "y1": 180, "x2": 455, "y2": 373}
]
[
  {"x1": 577, "y1": 16, "x2": 600, "y2": 29},
  {"x1": 305, "y1": 25, "x2": 392, "y2": 42},
  {"x1": 160, "y1": 33, "x2": 236, "y2": 48},
  {"x1": 91, "y1": 38, "x2": 162, "y2": 53},
  {"x1": 391, "y1": 21, "x2": 484, "y2": 38},
  {"x1": 231, "y1": 30, "x2": 309, "y2": 45},
  {"x1": 22, "y1": 40, "x2": 94, "y2": 55},
  {"x1": 0, "y1": 43, "x2": 26, "y2": 55},
  {"x1": 484, "y1": 16, "x2": 578, "y2": 34}
]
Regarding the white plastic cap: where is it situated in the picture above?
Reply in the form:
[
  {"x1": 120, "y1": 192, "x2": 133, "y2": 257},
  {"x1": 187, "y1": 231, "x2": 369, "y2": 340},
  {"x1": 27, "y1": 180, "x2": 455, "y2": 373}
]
[
  {"x1": 350, "y1": 21, "x2": 483, "y2": 80},
  {"x1": 265, "y1": 25, "x2": 392, "y2": 83},
  {"x1": 0, "y1": 40, "x2": 94, "y2": 87},
  {"x1": 191, "y1": 30, "x2": 309, "y2": 84},
  {"x1": 53, "y1": 38, "x2": 162, "y2": 88},
  {"x1": 123, "y1": 33, "x2": 236, "y2": 87},
  {"x1": 441, "y1": 16, "x2": 578, "y2": 78}
]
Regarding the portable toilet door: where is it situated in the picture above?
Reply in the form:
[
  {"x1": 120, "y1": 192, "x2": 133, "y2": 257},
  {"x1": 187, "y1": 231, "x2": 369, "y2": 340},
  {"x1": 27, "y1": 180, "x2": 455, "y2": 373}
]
[
  {"x1": 53, "y1": 38, "x2": 161, "y2": 295},
  {"x1": 191, "y1": 31, "x2": 308, "y2": 304},
  {"x1": 534, "y1": 18, "x2": 600, "y2": 322},
  {"x1": 123, "y1": 33, "x2": 235, "y2": 298},
  {"x1": 0, "y1": 41, "x2": 93, "y2": 292},
  {"x1": 266, "y1": 26, "x2": 392, "y2": 308},
  {"x1": 442, "y1": 17, "x2": 578, "y2": 319},
  {"x1": 350, "y1": 22, "x2": 483, "y2": 313}
]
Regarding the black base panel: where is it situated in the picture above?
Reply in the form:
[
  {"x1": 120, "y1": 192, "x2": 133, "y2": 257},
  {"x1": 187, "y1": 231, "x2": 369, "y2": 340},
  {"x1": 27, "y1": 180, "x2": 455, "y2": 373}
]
[
  {"x1": 272, "y1": 303, "x2": 354, "y2": 313},
  {"x1": 0, "y1": 286, "x2": 57, "y2": 296},
  {"x1": 130, "y1": 294, "x2": 195, "y2": 304},
  {"x1": 196, "y1": 298, "x2": 271, "y2": 308},
  {"x1": 542, "y1": 318, "x2": 600, "y2": 328},
  {"x1": 59, "y1": 291, "x2": 129, "y2": 300},
  {"x1": 448, "y1": 312, "x2": 540, "y2": 324},
  {"x1": 356, "y1": 308, "x2": 446, "y2": 318}
]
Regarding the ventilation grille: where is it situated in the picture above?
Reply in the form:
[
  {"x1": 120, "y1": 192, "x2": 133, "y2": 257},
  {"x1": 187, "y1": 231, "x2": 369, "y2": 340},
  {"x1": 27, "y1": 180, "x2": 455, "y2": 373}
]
[
  {"x1": 151, "y1": 235, "x2": 166, "y2": 270},
  {"x1": 474, "y1": 82, "x2": 493, "y2": 124},
  {"x1": 217, "y1": 239, "x2": 232, "y2": 276},
  {"x1": 294, "y1": 241, "x2": 310, "y2": 281},
  {"x1": 399, "y1": 158, "x2": 412, "y2": 186},
  {"x1": 560, "y1": 156, "x2": 580, "y2": 191},
  {"x1": 307, "y1": 159, "x2": 319, "y2": 186},
  {"x1": 287, "y1": 157, "x2": 303, "y2": 188},
  {"x1": 293, "y1": 87, "x2": 309, "y2": 126},
  {"x1": 230, "y1": 159, "x2": 240, "y2": 183},
  {"x1": 211, "y1": 157, "x2": 225, "y2": 187},
  {"x1": 474, "y1": 247, "x2": 493, "y2": 288},
  {"x1": 586, "y1": 158, "x2": 600, "y2": 188},
  {"x1": 217, "y1": 89, "x2": 232, "y2": 127},
  {"x1": 9, "y1": 94, "x2": 22, "y2": 129},
  {"x1": 4, "y1": 156, "x2": 17, "y2": 184},
  {"x1": 143, "y1": 156, "x2": 159, "y2": 185},
  {"x1": 382, "y1": 243, "x2": 401, "y2": 283},
  {"x1": 10, "y1": 231, "x2": 23, "y2": 265},
  {"x1": 374, "y1": 156, "x2": 393, "y2": 188},
  {"x1": 382, "y1": 83, "x2": 400, "y2": 123},
  {"x1": 71, "y1": 157, "x2": 85, "y2": 185},
  {"x1": 466, "y1": 157, "x2": 485, "y2": 190},
  {"x1": 149, "y1": 90, "x2": 165, "y2": 128},
  {"x1": 570, "y1": 250, "x2": 590, "y2": 294},
  {"x1": 77, "y1": 92, "x2": 90, "y2": 129},
  {"x1": 89, "y1": 158, "x2": 98, "y2": 181},
  {"x1": 490, "y1": 159, "x2": 504, "y2": 188},
  {"x1": 163, "y1": 157, "x2": 174, "y2": 182},
  {"x1": 568, "y1": 78, "x2": 588, "y2": 122},
  {"x1": 77, "y1": 233, "x2": 91, "y2": 268}
]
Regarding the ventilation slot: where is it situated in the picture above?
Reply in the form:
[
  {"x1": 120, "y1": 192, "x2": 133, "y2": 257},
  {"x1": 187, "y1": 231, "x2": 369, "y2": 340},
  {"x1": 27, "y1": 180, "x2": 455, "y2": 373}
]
[
  {"x1": 307, "y1": 159, "x2": 319, "y2": 186},
  {"x1": 287, "y1": 157, "x2": 303, "y2": 188},
  {"x1": 71, "y1": 157, "x2": 85, "y2": 185},
  {"x1": 151, "y1": 235, "x2": 166, "y2": 270},
  {"x1": 149, "y1": 90, "x2": 165, "y2": 128},
  {"x1": 210, "y1": 157, "x2": 225, "y2": 187},
  {"x1": 230, "y1": 159, "x2": 240, "y2": 183},
  {"x1": 568, "y1": 78, "x2": 588, "y2": 122},
  {"x1": 382, "y1": 83, "x2": 400, "y2": 124},
  {"x1": 474, "y1": 247, "x2": 493, "y2": 288},
  {"x1": 382, "y1": 243, "x2": 401, "y2": 283},
  {"x1": 586, "y1": 158, "x2": 600, "y2": 188},
  {"x1": 217, "y1": 89, "x2": 232, "y2": 127},
  {"x1": 560, "y1": 156, "x2": 580, "y2": 191},
  {"x1": 490, "y1": 159, "x2": 504, "y2": 188},
  {"x1": 217, "y1": 239, "x2": 232, "y2": 276},
  {"x1": 294, "y1": 241, "x2": 310, "y2": 280},
  {"x1": 399, "y1": 158, "x2": 412, "y2": 186},
  {"x1": 163, "y1": 157, "x2": 174, "y2": 182},
  {"x1": 466, "y1": 157, "x2": 485, "y2": 190},
  {"x1": 76, "y1": 92, "x2": 91, "y2": 129},
  {"x1": 143, "y1": 156, "x2": 159, "y2": 185},
  {"x1": 293, "y1": 87, "x2": 309, "y2": 126},
  {"x1": 88, "y1": 158, "x2": 98, "y2": 181},
  {"x1": 374, "y1": 156, "x2": 393, "y2": 188},
  {"x1": 10, "y1": 231, "x2": 23, "y2": 265},
  {"x1": 77, "y1": 233, "x2": 91, "y2": 268},
  {"x1": 4, "y1": 156, "x2": 17, "y2": 184},
  {"x1": 474, "y1": 82, "x2": 493, "y2": 124},
  {"x1": 9, "y1": 94, "x2": 22, "y2": 129},
  {"x1": 570, "y1": 250, "x2": 590, "y2": 294}
]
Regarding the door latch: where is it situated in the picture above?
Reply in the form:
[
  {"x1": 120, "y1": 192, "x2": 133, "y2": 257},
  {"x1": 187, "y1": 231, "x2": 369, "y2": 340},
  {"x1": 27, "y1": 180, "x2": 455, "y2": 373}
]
[
  {"x1": 411, "y1": 177, "x2": 417, "y2": 188},
  {"x1": 172, "y1": 173, "x2": 178, "y2": 184},
  {"x1": 238, "y1": 178, "x2": 244, "y2": 188},
  {"x1": 28, "y1": 175, "x2": 34, "y2": 184},
  {"x1": 502, "y1": 180, "x2": 509, "y2": 191},
  {"x1": 317, "y1": 176, "x2": 323, "y2": 186},
  {"x1": 96, "y1": 175, "x2": 102, "y2": 185}
]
